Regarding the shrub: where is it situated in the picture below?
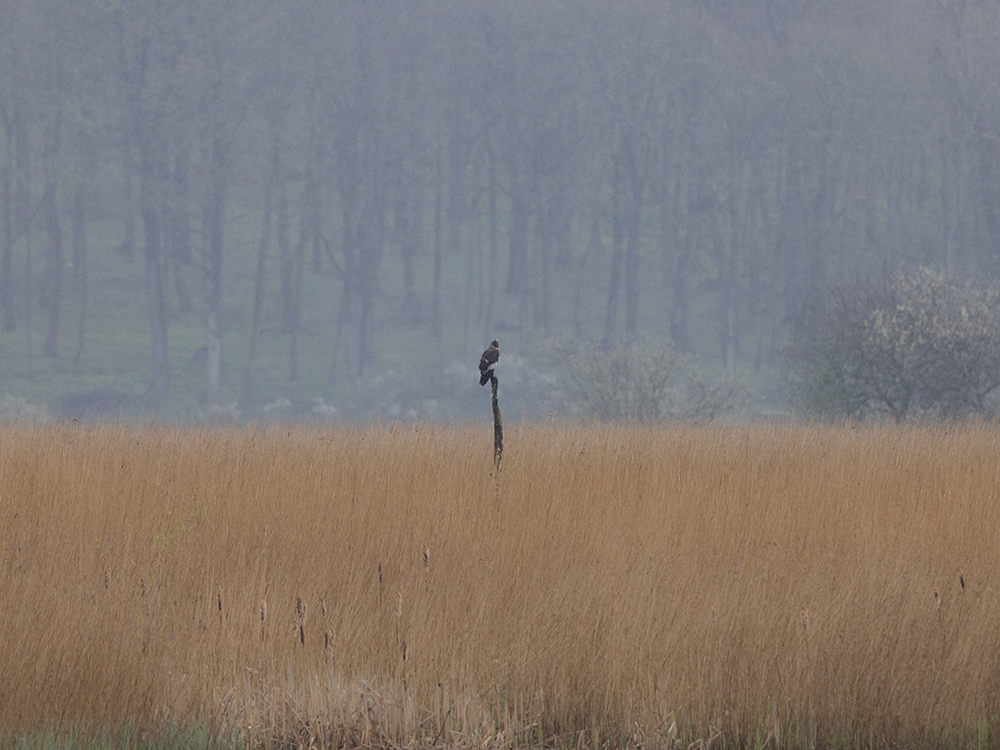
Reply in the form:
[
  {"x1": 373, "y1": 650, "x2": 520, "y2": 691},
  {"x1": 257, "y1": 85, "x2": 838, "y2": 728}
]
[
  {"x1": 554, "y1": 337, "x2": 745, "y2": 422},
  {"x1": 787, "y1": 267, "x2": 1000, "y2": 419}
]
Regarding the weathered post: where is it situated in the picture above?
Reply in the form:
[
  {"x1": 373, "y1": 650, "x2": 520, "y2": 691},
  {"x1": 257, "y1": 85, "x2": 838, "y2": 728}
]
[
  {"x1": 490, "y1": 372, "x2": 503, "y2": 471},
  {"x1": 478, "y1": 339, "x2": 503, "y2": 473}
]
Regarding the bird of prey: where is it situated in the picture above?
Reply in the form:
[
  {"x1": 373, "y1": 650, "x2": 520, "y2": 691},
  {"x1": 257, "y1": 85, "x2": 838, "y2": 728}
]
[{"x1": 479, "y1": 339, "x2": 499, "y2": 386}]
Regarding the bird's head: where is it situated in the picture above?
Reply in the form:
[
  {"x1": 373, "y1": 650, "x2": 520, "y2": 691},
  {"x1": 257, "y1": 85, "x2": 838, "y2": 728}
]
[{"x1": 491, "y1": 339, "x2": 499, "y2": 347}]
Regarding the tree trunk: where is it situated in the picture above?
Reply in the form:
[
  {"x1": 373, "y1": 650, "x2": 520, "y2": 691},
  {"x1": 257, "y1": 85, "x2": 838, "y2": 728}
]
[
  {"x1": 432, "y1": 166, "x2": 443, "y2": 343},
  {"x1": 537, "y1": 201, "x2": 554, "y2": 335},
  {"x1": 141, "y1": 196, "x2": 169, "y2": 398},
  {"x1": 0, "y1": 163, "x2": 13, "y2": 332},
  {"x1": 203, "y1": 136, "x2": 227, "y2": 409},
  {"x1": 8, "y1": 109, "x2": 32, "y2": 333},
  {"x1": 359, "y1": 227, "x2": 377, "y2": 379},
  {"x1": 41, "y1": 104, "x2": 64, "y2": 358},
  {"x1": 397, "y1": 191, "x2": 421, "y2": 321},
  {"x1": 41, "y1": 182, "x2": 63, "y2": 358},
  {"x1": 505, "y1": 162, "x2": 530, "y2": 302},
  {"x1": 166, "y1": 146, "x2": 192, "y2": 313},
  {"x1": 484, "y1": 144, "x2": 498, "y2": 341},
  {"x1": 120, "y1": 154, "x2": 136, "y2": 258},
  {"x1": 167, "y1": 146, "x2": 192, "y2": 265},
  {"x1": 72, "y1": 180, "x2": 87, "y2": 364},
  {"x1": 277, "y1": 188, "x2": 294, "y2": 333},
  {"x1": 660, "y1": 155, "x2": 693, "y2": 353},
  {"x1": 354, "y1": 209, "x2": 384, "y2": 380},
  {"x1": 714, "y1": 193, "x2": 741, "y2": 379},
  {"x1": 623, "y1": 135, "x2": 645, "y2": 340},
  {"x1": 241, "y1": 138, "x2": 277, "y2": 409},
  {"x1": 603, "y1": 169, "x2": 626, "y2": 349},
  {"x1": 670, "y1": 246, "x2": 693, "y2": 353},
  {"x1": 289, "y1": 231, "x2": 306, "y2": 383},
  {"x1": 624, "y1": 202, "x2": 641, "y2": 339},
  {"x1": 338, "y1": 217, "x2": 359, "y2": 380}
]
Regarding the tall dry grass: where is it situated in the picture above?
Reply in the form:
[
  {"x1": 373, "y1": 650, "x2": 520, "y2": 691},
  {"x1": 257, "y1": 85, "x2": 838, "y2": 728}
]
[{"x1": 2, "y1": 421, "x2": 1000, "y2": 748}]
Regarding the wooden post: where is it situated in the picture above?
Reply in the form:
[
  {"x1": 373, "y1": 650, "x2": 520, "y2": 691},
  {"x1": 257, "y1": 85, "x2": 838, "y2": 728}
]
[{"x1": 490, "y1": 372, "x2": 503, "y2": 470}]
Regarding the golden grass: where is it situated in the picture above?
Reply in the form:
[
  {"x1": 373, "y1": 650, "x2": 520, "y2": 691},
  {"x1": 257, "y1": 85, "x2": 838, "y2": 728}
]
[{"x1": 2, "y1": 421, "x2": 1000, "y2": 749}]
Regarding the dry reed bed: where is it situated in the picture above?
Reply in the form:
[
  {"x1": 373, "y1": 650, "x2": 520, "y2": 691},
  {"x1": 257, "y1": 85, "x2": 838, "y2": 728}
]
[{"x1": 1, "y1": 422, "x2": 999, "y2": 748}]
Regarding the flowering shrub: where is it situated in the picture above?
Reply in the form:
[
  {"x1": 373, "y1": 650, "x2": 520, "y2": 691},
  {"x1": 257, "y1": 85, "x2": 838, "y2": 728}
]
[{"x1": 788, "y1": 268, "x2": 1000, "y2": 419}]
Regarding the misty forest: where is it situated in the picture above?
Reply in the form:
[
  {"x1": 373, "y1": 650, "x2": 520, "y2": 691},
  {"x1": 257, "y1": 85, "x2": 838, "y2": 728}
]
[{"x1": 2, "y1": 0, "x2": 999, "y2": 422}]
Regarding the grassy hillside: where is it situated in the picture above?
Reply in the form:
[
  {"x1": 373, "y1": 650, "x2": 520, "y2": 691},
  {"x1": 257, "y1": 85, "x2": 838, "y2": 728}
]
[{"x1": 3, "y1": 422, "x2": 998, "y2": 748}]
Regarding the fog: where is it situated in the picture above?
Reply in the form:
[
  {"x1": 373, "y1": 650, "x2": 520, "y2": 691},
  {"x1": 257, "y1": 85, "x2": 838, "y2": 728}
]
[{"x1": 0, "y1": 0, "x2": 997, "y2": 422}]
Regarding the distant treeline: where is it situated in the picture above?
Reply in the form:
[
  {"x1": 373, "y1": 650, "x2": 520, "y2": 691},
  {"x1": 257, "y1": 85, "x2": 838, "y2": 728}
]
[{"x1": 1, "y1": 0, "x2": 997, "y2": 408}]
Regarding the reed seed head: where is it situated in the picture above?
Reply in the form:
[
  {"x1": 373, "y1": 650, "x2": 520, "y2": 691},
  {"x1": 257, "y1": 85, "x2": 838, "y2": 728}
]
[{"x1": 294, "y1": 598, "x2": 307, "y2": 646}]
